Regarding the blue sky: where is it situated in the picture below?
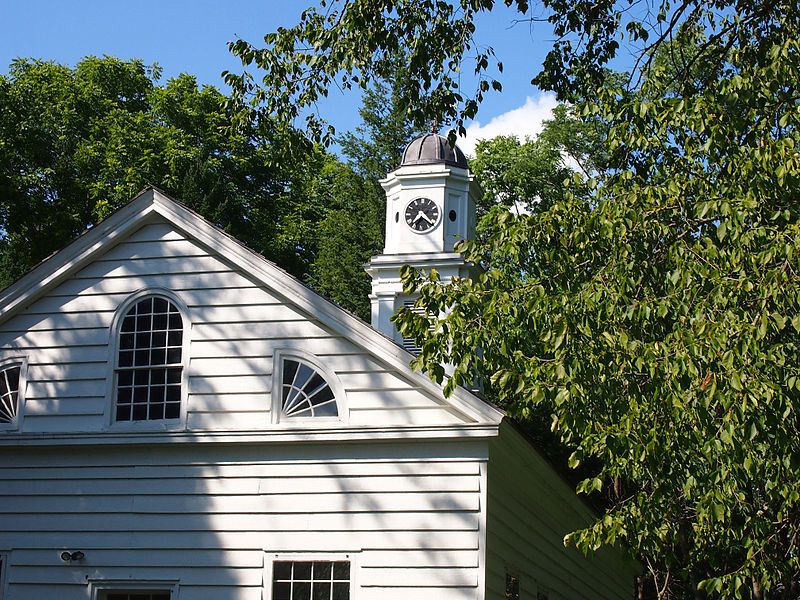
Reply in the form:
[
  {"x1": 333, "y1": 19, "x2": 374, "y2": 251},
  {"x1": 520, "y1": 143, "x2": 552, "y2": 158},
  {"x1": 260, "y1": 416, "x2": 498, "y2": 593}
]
[{"x1": 0, "y1": 1, "x2": 560, "y2": 154}]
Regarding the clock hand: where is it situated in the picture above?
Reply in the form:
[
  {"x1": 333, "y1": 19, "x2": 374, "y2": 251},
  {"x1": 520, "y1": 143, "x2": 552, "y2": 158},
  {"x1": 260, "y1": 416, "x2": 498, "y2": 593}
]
[{"x1": 412, "y1": 211, "x2": 434, "y2": 225}]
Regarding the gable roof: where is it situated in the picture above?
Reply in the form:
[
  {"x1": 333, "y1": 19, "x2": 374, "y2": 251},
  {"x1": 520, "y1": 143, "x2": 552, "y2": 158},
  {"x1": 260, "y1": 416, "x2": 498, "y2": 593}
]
[{"x1": 0, "y1": 187, "x2": 503, "y2": 426}]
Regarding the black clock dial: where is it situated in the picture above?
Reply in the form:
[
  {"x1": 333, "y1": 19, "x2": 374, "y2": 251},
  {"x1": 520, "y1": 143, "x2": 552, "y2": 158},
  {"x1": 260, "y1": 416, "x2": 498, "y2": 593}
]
[{"x1": 404, "y1": 197, "x2": 440, "y2": 232}]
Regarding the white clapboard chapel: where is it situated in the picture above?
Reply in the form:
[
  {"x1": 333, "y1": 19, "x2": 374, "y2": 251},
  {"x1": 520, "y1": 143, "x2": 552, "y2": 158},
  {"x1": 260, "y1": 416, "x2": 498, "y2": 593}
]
[{"x1": 0, "y1": 133, "x2": 635, "y2": 600}]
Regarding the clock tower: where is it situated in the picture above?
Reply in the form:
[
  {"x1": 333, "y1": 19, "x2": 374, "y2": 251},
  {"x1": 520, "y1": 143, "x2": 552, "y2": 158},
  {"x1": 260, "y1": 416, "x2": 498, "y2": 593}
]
[{"x1": 366, "y1": 132, "x2": 480, "y2": 348}]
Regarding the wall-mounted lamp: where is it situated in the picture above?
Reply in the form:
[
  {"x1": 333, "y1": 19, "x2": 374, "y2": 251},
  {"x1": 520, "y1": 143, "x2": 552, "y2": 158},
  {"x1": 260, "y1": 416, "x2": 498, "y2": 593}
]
[{"x1": 60, "y1": 550, "x2": 85, "y2": 562}]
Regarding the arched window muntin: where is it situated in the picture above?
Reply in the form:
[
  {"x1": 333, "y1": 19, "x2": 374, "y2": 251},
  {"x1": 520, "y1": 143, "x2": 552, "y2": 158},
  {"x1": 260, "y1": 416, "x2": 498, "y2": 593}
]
[
  {"x1": 271, "y1": 349, "x2": 347, "y2": 425},
  {"x1": 0, "y1": 355, "x2": 27, "y2": 431},
  {"x1": 107, "y1": 288, "x2": 190, "y2": 429}
]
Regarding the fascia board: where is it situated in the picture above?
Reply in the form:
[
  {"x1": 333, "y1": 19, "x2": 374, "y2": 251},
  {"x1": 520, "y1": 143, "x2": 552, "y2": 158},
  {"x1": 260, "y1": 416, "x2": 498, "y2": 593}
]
[
  {"x1": 149, "y1": 193, "x2": 503, "y2": 426},
  {"x1": 0, "y1": 189, "x2": 160, "y2": 327}
]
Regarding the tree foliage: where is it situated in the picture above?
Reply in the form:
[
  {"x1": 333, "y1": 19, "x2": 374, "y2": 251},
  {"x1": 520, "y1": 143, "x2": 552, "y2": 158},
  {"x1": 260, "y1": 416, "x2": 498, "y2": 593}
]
[
  {"x1": 339, "y1": 72, "x2": 422, "y2": 183},
  {"x1": 0, "y1": 56, "x2": 327, "y2": 287},
  {"x1": 235, "y1": 0, "x2": 800, "y2": 597},
  {"x1": 311, "y1": 72, "x2": 422, "y2": 319},
  {"x1": 226, "y1": 0, "x2": 529, "y2": 144},
  {"x1": 306, "y1": 157, "x2": 383, "y2": 319},
  {"x1": 469, "y1": 101, "x2": 607, "y2": 219},
  {"x1": 0, "y1": 56, "x2": 425, "y2": 322}
]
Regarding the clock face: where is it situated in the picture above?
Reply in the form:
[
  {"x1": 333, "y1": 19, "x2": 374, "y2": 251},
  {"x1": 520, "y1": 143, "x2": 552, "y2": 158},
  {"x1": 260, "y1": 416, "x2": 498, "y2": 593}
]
[{"x1": 405, "y1": 197, "x2": 440, "y2": 232}]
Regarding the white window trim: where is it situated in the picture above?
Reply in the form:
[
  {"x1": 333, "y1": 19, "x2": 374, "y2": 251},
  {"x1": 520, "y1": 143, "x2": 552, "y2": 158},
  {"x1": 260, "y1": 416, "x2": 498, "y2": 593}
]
[
  {"x1": 0, "y1": 355, "x2": 28, "y2": 432},
  {"x1": 104, "y1": 288, "x2": 191, "y2": 431},
  {"x1": 87, "y1": 578, "x2": 179, "y2": 600},
  {"x1": 264, "y1": 551, "x2": 359, "y2": 600},
  {"x1": 271, "y1": 348, "x2": 348, "y2": 425}
]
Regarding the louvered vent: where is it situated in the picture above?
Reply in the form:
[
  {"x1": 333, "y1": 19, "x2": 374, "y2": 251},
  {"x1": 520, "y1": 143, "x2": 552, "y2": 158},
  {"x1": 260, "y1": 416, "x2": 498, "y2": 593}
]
[{"x1": 401, "y1": 300, "x2": 434, "y2": 356}]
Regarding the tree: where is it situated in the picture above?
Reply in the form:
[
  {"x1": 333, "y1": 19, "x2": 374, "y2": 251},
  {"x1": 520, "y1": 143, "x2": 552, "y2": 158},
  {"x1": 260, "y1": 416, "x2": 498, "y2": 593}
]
[
  {"x1": 339, "y1": 73, "x2": 422, "y2": 184},
  {"x1": 469, "y1": 102, "x2": 606, "y2": 218},
  {"x1": 471, "y1": 135, "x2": 568, "y2": 216},
  {"x1": 306, "y1": 157, "x2": 383, "y2": 319},
  {"x1": 310, "y1": 72, "x2": 423, "y2": 320},
  {"x1": 0, "y1": 56, "x2": 327, "y2": 287},
  {"x1": 0, "y1": 55, "x2": 416, "y2": 321},
  {"x1": 231, "y1": 1, "x2": 800, "y2": 597}
]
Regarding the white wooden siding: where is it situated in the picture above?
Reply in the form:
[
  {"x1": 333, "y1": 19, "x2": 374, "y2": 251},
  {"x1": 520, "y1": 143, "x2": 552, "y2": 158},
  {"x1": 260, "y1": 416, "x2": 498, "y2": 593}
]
[
  {"x1": 485, "y1": 422, "x2": 636, "y2": 599},
  {"x1": 0, "y1": 440, "x2": 486, "y2": 600},
  {"x1": 0, "y1": 219, "x2": 468, "y2": 433}
]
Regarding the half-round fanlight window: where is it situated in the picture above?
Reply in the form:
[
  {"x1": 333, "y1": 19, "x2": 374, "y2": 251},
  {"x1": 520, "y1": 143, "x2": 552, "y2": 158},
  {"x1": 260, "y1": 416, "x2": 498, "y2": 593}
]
[
  {"x1": 0, "y1": 365, "x2": 21, "y2": 425},
  {"x1": 281, "y1": 359, "x2": 338, "y2": 418}
]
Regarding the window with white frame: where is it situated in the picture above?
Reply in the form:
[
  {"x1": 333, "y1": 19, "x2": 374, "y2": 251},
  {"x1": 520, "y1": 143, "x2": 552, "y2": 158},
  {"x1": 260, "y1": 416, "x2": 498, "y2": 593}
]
[
  {"x1": 272, "y1": 560, "x2": 350, "y2": 600},
  {"x1": 278, "y1": 356, "x2": 339, "y2": 419},
  {"x1": 101, "y1": 593, "x2": 170, "y2": 600},
  {"x1": 0, "y1": 360, "x2": 25, "y2": 430},
  {"x1": 114, "y1": 295, "x2": 184, "y2": 422},
  {"x1": 90, "y1": 580, "x2": 176, "y2": 600}
]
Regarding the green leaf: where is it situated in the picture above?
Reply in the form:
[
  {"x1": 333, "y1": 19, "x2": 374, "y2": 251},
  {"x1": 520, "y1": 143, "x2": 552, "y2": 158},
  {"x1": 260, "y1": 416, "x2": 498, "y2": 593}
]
[{"x1": 730, "y1": 372, "x2": 743, "y2": 391}]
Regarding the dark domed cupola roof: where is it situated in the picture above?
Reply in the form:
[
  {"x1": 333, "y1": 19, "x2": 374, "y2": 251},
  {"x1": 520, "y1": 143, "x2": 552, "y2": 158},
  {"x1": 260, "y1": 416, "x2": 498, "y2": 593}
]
[{"x1": 400, "y1": 132, "x2": 468, "y2": 169}]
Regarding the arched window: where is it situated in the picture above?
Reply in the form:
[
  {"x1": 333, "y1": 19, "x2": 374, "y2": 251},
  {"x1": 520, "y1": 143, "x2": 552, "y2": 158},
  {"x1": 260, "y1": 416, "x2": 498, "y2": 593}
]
[
  {"x1": 0, "y1": 361, "x2": 24, "y2": 429},
  {"x1": 273, "y1": 351, "x2": 345, "y2": 422},
  {"x1": 114, "y1": 295, "x2": 184, "y2": 423}
]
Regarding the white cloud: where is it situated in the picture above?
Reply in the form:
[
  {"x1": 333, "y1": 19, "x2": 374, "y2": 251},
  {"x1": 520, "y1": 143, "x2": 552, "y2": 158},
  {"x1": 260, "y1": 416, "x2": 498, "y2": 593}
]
[{"x1": 458, "y1": 93, "x2": 559, "y2": 158}]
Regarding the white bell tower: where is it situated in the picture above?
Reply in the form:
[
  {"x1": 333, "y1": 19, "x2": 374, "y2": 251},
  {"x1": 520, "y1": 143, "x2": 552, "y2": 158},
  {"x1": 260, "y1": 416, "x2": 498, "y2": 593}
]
[{"x1": 366, "y1": 132, "x2": 480, "y2": 347}]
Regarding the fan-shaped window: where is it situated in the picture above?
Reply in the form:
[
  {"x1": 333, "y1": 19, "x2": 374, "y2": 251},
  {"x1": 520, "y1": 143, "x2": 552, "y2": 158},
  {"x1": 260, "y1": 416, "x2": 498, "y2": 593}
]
[
  {"x1": 280, "y1": 358, "x2": 338, "y2": 419},
  {"x1": 114, "y1": 295, "x2": 184, "y2": 422},
  {"x1": 0, "y1": 363, "x2": 22, "y2": 428}
]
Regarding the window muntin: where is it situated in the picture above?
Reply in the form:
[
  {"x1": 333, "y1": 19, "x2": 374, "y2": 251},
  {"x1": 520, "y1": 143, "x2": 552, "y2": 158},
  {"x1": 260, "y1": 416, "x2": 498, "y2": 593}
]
[
  {"x1": 272, "y1": 560, "x2": 350, "y2": 600},
  {"x1": 0, "y1": 365, "x2": 20, "y2": 427},
  {"x1": 281, "y1": 358, "x2": 338, "y2": 418},
  {"x1": 115, "y1": 296, "x2": 183, "y2": 422}
]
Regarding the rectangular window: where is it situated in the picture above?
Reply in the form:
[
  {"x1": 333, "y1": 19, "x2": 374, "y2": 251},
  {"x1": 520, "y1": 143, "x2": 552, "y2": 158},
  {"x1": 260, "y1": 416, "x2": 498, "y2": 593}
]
[
  {"x1": 272, "y1": 560, "x2": 350, "y2": 600},
  {"x1": 101, "y1": 593, "x2": 170, "y2": 600}
]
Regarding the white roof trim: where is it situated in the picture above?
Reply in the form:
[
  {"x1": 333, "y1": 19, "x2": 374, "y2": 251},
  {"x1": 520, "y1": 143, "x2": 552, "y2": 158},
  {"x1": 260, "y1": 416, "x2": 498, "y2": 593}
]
[
  {"x1": 0, "y1": 187, "x2": 503, "y2": 426},
  {"x1": 0, "y1": 194, "x2": 158, "y2": 320}
]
